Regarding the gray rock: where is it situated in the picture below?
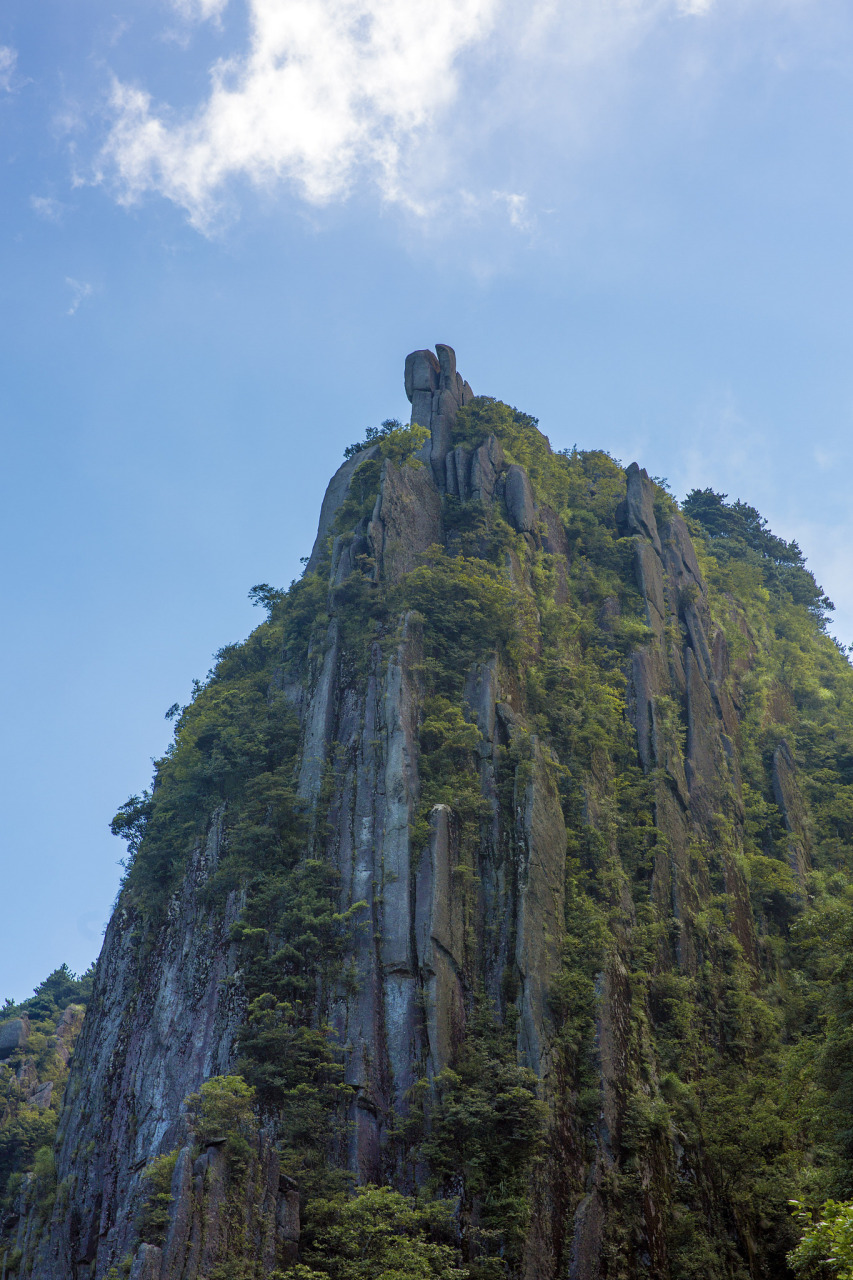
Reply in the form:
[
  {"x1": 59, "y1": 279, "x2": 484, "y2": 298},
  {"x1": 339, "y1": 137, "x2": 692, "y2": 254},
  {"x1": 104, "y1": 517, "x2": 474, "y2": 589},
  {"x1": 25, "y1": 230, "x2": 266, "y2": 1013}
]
[
  {"x1": 634, "y1": 540, "x2": 665, "y2": 638},
  {"x1": 0, "y1": 1017, "x2": 28, "y2": 1058},
  {"x1": 445, "y1": 445, "x2": 470, "y2": 499},
  {"x1": 129, "y1": 1243, "x2": 162, "y2": 1280},
  {"x1": 404, "y1": 349, "x2": 440, "y2": 399},
  {"x1": 505, "y1": 463, "x2": 538, "y2": 532},
  {"x1": 306, "y1": 444, "x2": 381, "y2": 574},
  {"x1": 414, "y1": 806, "x2": 466, "y2": 1077},
  {"x1": 160, "y1": 1146, "x2": 194, "y2": 1276},
  {"x1": 538, "y1": 503, "x2": 570, "y2": 562},
  {"x1": 624, "y1": 462, "x2": 661, "y2": 552},
  {"x1": 435, "y1": 343, "x2": 457, "y2": 387},
  {"x1": 277, "y1": 1186, "x2": 300, "y2": 1263},
  {"x1": 772, "y1": 740, "x2": 812, "y2": 886},
  {"x1": 28, "y1": 1081, "x2": 53, "y2": 1109},
  {"x1": 470, "y1": 434, "x2": 504, "y2": 505},
  {"x1": 428, "y1": 413, "x2": 453, "y2": 482},
  {"x1": 514, "y1": 738, "x2": 567, "y2": 1084},
  {"x1": 297, "y1": 620, "x2": 340, "y2": 800},
  {"x1": 371, "y1": 457, "x2": 442, "y2": 583},
  {"x1": 403, "y1": 347, "x2": 475, "y2": 487},
  {"x1": 53, "y1": 1004, "x2": 84, "y2": 1065},
  {"x1": 409, "y1": 387, "x2": 433, "y2": 430}
]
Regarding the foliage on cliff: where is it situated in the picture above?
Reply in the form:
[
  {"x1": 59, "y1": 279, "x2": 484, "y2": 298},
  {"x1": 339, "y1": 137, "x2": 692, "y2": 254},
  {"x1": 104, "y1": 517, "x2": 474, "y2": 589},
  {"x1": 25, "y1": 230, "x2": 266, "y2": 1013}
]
[
  {"x1": 0, "y1": 966, "x2": 91, "y2": 1241},
  {"x1": 13, "y1": 391, "x2": 853, "y2": 1279}
]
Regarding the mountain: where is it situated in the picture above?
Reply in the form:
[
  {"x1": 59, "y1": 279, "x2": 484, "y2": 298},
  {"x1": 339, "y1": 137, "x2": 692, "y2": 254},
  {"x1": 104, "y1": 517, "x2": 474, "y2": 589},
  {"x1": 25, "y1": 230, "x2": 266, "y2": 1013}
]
[{"x1": 3, "y1": 345, "x2": 853, "y2": 1280}]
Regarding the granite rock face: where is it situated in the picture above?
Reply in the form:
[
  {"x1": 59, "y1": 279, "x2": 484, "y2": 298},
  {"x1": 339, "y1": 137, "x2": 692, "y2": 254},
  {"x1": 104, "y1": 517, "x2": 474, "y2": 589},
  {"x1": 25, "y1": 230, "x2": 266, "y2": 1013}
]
[
  {"x1": 18, "y1": 347, "x2": 794, "y2": 1280},
  {"x1": 772, "y1": 738, "x2": 812, "y2": 887},
  {"x1": 0, "y1": 1017, "x2": 29, "y2": 1059},
  {"x1": 405, "y1": 343, "x2": 474, "y2": 484}
]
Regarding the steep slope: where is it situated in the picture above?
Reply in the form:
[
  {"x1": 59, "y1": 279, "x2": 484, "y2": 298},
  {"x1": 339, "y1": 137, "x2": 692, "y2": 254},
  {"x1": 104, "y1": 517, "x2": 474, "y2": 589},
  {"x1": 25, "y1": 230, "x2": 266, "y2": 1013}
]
[{"x1": 6, "y1": 345, "x2": 853, "y2": 1280}]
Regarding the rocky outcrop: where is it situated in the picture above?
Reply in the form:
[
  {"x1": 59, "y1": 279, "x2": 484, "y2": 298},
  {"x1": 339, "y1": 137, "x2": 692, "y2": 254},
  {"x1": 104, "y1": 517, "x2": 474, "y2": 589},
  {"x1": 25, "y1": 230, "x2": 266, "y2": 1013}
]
[
  {"x1": 306, "y1": 443, "x2": 382, "y2": 574},
  {"x1": 414, "y1": 806, "x2": 466, "y2": 1078},
  {"x1": 0, "y1": 1018, "x2": 29, "y2": 1058},
  {"x1": 504, "y1": 464, "x2": 538, "y2": 534},
  {"x1": 369, "y1": 458, "x2": 443, "y2": 583},
  {"x1": 772, "y1": 738, "x2": 812, "y2": 886},
  {"x1": 624, "y1": 465, "x2": 756, "y2": 972},
  {"x1": 405, "y1": 344, "x2": 474, "y2": 484},
  {"x1": 18, "y1": 346, "x2": 802, "y2": 1280},
  {"x1": 22, "y1": 818, "x2": 256, "y2": 1278}
]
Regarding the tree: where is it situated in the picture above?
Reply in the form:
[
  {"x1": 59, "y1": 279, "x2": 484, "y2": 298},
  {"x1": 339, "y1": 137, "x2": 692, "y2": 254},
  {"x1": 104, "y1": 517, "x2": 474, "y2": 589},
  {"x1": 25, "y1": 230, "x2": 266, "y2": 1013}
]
[
  {"x1": 291, "y1": 1185, "x2": 467, "y2": 1280},
  {"x1": 789, "y1": 1200, "x2": 853, "y2": 1278}
]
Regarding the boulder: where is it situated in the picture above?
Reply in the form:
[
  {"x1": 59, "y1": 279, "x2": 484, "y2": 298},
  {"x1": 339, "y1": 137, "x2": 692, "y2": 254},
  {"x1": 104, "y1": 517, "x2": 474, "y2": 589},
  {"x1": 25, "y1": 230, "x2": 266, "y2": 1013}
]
[
  {"x1": 435, "y1": 343, "x2": 457, "y2": 387},
  {"x1": 29, "y1": 1081, "x2": 53, "y2": 1109},
  {"x1": 404, "y1": 349, "x2": 440, "y2": 399},
  {"x1": 505, "y1": 464, "x2": 537, "y2": 532},
  {"x1": 0, "y1": 1017, "x2": 28, "y2": 1058}
]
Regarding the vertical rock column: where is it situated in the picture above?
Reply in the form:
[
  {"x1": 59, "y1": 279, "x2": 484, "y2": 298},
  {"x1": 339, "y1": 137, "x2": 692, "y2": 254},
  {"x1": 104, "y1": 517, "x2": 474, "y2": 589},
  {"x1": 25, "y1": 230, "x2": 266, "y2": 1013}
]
[{"x1": 404, "y1": 345, "x2": 474, "y2": 487}]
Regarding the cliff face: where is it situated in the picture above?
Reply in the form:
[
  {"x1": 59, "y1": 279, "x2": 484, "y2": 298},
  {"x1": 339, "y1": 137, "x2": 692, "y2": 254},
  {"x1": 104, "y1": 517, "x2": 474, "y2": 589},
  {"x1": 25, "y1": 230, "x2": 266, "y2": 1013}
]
[{"x1": 9, "y1": 347, "x2": 853, "y2": 1280}]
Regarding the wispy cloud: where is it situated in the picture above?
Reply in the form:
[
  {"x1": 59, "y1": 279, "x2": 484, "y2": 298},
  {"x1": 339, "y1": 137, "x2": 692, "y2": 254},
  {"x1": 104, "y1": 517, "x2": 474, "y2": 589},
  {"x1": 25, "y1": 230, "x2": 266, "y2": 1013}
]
[
  {"x1": 66, "y1": 278, "x2": 93, "y2": 316},
  {"x1": 171, "y1": 0, "x2": 230, "y2": 19},
  {"x1": 31, "y1": 196, "x2": 67, "y2": 224},
  {"x1": 493, "y1": 191, "x2": 534, "y2": 232},
  {"x1": 99, "y1": 0, "x2": 499, "y2": 230},
  {"x1": 97, "y1": 0, "x2": 825, "y2": 231},
  {"x1": 0, "y1": 46, "x2": 18, "y2": 92}
]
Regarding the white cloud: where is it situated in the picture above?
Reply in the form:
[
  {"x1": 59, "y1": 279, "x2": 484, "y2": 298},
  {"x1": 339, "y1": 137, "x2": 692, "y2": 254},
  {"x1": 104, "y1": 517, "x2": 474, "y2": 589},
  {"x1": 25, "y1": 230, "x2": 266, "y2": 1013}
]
[
  {"x1": 100, "y1": 0, "x2": 804, "y2": 230},
  {"x1": 66, "y1": 278, "x2": 93, "y2": 316},
  {"x1": 0, "y1": 46, "x2": 18, "y2": 92},
  {"x1": 31, "y1": 196, "x2": 66, "y2": 224},
  {"x1": 493, "y1": 191, "x2": 534, "y2": 232},
  {"x1": 100, "y1": 0, "x2": 499, "y2": 229},
  {"x1": 171, "y1": 0, "x2": 230, "y2": 18}
]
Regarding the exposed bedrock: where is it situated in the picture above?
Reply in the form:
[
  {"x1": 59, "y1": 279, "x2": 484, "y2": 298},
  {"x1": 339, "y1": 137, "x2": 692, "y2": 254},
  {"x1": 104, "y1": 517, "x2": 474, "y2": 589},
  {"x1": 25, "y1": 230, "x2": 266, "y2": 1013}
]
[
  {"x1": 20, "y1": 346, "x2": 786, "y2": 1279},
  {"x1": 405, "y1": 343, "x2": 474, "y2": 484},
  {"x1": 624, "y1": 462, "x2": 756, "y2": 970},
  {"x1": 23, "y1": 817, "x2": 257, "y2": 1278},
  {"x1": 772, "y1": 738, "x2": 812, "y2": 886}
]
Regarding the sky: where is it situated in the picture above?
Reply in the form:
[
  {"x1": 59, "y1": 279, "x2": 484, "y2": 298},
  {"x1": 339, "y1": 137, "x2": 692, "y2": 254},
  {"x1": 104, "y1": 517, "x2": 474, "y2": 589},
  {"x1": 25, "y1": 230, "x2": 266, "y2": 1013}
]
[{"x1": 3, "y1": 0, "x2": 853, "y2": 1002}]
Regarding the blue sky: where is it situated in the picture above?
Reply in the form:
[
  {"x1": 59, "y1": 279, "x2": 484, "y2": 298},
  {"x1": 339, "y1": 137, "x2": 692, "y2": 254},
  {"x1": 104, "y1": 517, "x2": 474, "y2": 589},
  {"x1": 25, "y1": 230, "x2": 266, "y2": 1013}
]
[{"x1": 3, "y1": 0, "x2": 853, "y2": 1001}]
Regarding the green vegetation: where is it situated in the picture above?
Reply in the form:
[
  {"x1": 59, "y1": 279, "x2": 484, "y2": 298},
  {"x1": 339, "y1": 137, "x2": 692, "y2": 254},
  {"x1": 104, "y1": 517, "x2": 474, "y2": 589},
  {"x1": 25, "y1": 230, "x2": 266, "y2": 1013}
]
[
  {"x1": 138, "y1": 1149, "x2": 180, "y2": 1245},
  {"x1": 0, "y1": 972, "x2": 91, "y2": 1275},
  {"x1": 343, "y1": 418, "x2": 431, "y2": 464},
  {"x1": 12, "y1": 390, "x2": 853, "y2": 1279},
  {"x1": 291, "y1": 1186, "x2": 467, "y2": 1280},
  {"x1": 0, "y1": 965, "x2": 91, "y2": 1241},
  {"x1": 419, "y1": 1000, "x2": 547, "y2": 1273},
  {"x1": 789, "y1": 1200, "x2": 853, "y2": 1279},
  {"x1": 683, "y1": 487, "x2": 834, "y2": 624}
]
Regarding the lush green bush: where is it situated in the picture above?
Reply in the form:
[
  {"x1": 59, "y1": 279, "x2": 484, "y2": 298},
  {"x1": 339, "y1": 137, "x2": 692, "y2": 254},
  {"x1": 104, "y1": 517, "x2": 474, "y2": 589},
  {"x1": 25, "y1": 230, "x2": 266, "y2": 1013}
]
[
  {"x1": 394, "y1": 545, "x2": 531, "y2": 689},
  {"x1": 343, "y1": 419, "x2": 429, "y2": 464},
  {"x1": 138, "y1": 1149, "x2": 180, "y2": 1245},
  {"x1": 790, "y1": 1200, "x2": 853, "y2": 1278},
  {"x1": 185, "y1": 1075, "x2": 256, "y2": 1145},
  {"x1": 419, "y1": 999, "x2": 547, "y2": 1270},
  {"x1": 292, "y1": 1185, "x2": 467, "y2": 1280}
]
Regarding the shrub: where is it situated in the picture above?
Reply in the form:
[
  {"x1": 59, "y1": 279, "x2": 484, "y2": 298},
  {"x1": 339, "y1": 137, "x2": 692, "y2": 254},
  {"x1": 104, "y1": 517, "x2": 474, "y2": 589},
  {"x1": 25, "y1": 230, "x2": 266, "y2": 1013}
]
[{"x1": 294, "y1": 1185, "x2": 466, "y2": 1280}]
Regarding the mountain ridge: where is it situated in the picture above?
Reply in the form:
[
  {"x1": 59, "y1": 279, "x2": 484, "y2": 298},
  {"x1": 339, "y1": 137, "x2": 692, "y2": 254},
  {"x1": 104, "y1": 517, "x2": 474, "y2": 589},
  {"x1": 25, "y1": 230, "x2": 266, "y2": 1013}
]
[{"x1": 3, "y1": 345, "x2": 853, "y2": 1280}]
